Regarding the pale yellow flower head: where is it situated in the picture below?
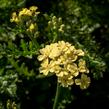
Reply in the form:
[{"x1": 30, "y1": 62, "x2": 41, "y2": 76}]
[{"x1": 38, "y1": 41, "x2": 91, "y2": 89}]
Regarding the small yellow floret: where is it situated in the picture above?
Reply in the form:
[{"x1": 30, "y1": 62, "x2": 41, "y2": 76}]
[
  {"x1": 29, "y1": 6, "x2": 38, "y2": 11},
  {"x1": 78, "y1": 59, "x2": 87, "y2": 73},
  {"x1": 10, "y1": 12, "x2": 19, "y2": 23},
  {"x1": 58, "y1": 75, "x2": 74, "y2": 87},
  {"x1": 27, "y1": 23, "x2": 36, "y2": 32},
  {"x1": 19, "y1": 8, "x2": 32, "y2": 17},
  {"x1": 67, "y1": 63, "x2": 79, "y2": 77},
  {"x1": 39, "y1": 59, "x2": 55, "y2": 75},
  {"x1": 75, "y1": 74, "x2": 91, "y2": 89}
]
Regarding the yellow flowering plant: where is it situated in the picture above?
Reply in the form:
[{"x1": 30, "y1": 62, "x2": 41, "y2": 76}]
[
  {"x1": 0, "y1": 0, "x2": 108, "y2": 108},
  {"x1": 10, "y1": 6, "x2": 40, "y2": 37},
  {"x1": 38, "y1": 40, "x2": 91, "y2": 109},
  {"x1": 10, "y1": 6, "x2": 40, "y2": 52}
]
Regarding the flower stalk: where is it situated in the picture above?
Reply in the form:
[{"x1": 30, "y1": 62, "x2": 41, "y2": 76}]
[{"x1": 53, "y1": 82, "x2": 61, "y2": 109}]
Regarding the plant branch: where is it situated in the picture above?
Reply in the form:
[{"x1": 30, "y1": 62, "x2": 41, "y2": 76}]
[{"x1": 53, "y1": 82, "x2": 61, "y2": 109}]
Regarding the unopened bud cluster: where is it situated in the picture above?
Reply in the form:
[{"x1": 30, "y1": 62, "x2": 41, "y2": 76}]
[
  {"x1": 38, "y1": 41, "x2": 91, "y2": 89},
  {"x1": 48, "y1": 16, "x2": 65, "y2": 33},
  {"x1": 7, "y1": 100, "x2": 17, "y2": 109}
]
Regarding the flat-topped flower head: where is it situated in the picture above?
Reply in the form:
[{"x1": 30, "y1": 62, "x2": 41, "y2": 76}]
[{"x1": 38, "y1": 41, "x2": 91, "y2": 89}]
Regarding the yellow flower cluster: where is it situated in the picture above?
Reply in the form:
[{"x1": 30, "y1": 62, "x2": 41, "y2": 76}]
[
  {"x1": 38, "y1": 41, "x2": 91, "y2": 89},
  {"x1": 10, "y1": 6, "x2": 40, "y2": 23}
]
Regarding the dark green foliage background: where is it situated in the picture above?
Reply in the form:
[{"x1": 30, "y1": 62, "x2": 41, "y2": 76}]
[{"x1": 0, "y1": 0, "x2": 109, "y2": 109}]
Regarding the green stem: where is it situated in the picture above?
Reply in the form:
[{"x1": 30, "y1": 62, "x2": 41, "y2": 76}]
[
  {"x1": 29, "y1": 32, "x2": 39, "y2": 49},
  {"x1": 53, "y1": 82, "x2": 61, "y2": 109},
  {"x1": 52, "y1": 31, "x2": 58, "y2": 43}
]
